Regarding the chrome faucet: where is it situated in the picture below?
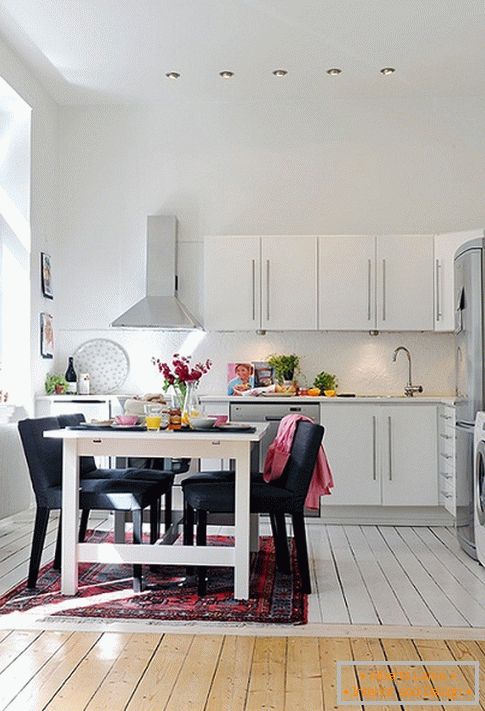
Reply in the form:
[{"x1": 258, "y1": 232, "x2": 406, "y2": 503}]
[{"x1": 392, "y1": 346, "x2": 423, "y2": 397}]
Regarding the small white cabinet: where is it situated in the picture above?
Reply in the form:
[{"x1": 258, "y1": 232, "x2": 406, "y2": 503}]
[
  {"x1": 322, "y1": 403, "x2": 438, "y2": 507},
  {"x1": 319, "y1": 235, "x2": 375, "y2": 330},
  {"x1": 204, "y1": 235, "x2": 317, "y2": 331},
  {"x1": 381, "y1": 405, "x2": 438, "y2": 506},
  {"x1": 318, "y1": 234, "x2": 434, "y2": 331},
  {"x1": 320, "y1": 405, "x2": 381, "y2": 505},
  {"x1": 376, "y1": 234, "x2": 434, "y2": 331},
  {"x1": 434, "y1": 230, "x2": 484, "y2": 331},
  {"x1": 204, "y1": 236, "x2": 260, "y2": 331}
]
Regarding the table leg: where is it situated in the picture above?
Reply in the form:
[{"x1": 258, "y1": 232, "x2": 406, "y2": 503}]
[
  {"x1": 234, "y1": 443, "x2": 250, "y2": 599},
  {"x1": 61, "y1": 438, "x2": 80, "y2": 595},
  {"x1": 250, "y1": 513, "x2": 259, "y2": 553},
  {"x1": 114, "y1": 511, "x2": 126, "y2": 543}
]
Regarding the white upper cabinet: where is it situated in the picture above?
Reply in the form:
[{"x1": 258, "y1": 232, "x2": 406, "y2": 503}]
[
  {"x1": 319, "y1": 235, "x2": 375, "y2": 330},
  {"x1": 261, "y1": 236, "x2": 317, "y2": 330},
  {"x1": 375, "y1": 234, "x2": 434, "y2": 331},
  {"x1": 434, "y1": 230, "x2": 484, "y2": 332},
  {"x1": 204, "y1": 235, "x2": 317, "y2": 331},
  {"x1": 204, "y1": 236, "x2": 261, "y2": 330}
]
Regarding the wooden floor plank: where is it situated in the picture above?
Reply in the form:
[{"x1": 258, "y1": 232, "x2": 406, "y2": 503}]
[
  {"x1": 326, "y1": 526, "x2": 379, "y2": 625},
  {"x1": 0, "y1": 631, "x2": 71, "y2": 709},
  {"x1": 318, "y1": 637, "x2": 361, "y2": 711},
  {"x1": 124, "y1": 633, "x2": 192, "y2": 711},
  {"x1": 344, "y1": 526, "x2": 408, "y2": 626},
  {"x1": 285, "y1": 637, "x2": 324, "y2": 711},
  {"x1": 361, "y1": 526, "x2": 438, "y2": 627},
  {"x1": 164, "y1": 635, "x2": 223, "y2": 711},
  {"x1": 5, "y1": 632, "x2": 101, "y2": 711},
  {"x1": 43, "y1": 632, "x2": 128, "y2": 710},
  {"x1": 205, "y1": 636, "x2": 255, "y2": 711},
  {"x1": 380, "y1": 637, "x2": 444, "y2": 711},
  {"x1": 379, "y1": 527, "x2": 468, "y2": 627},
  {"x1": 414, "y1": 638, "x2": 480, "y2": 709},
  {"x1": 84, "y1": 633, "x2": 160, "y2": 711},
  {"x1": 245, "y1": 637, "x2": 287, "y2": 711},
  {"x1": 399, "y1": 527, "x2": 485, "y2": 626},
  {"x1": 446, "y1": 639, "x2": 485, "y2": 710},
  {"x1": 350, "y1": 637, "x2": 399, "y2": 711},
  {"x1": 0, "y1": 630, "x2": 41, "y2": 674},
  {"x1": 309, "y1": 527, "x2": 350, "y2": 624}
]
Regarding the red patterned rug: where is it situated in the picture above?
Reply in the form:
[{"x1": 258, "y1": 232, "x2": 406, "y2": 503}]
[{"x1": 0, "y1": 533, "x2": 307, "y2": 625}]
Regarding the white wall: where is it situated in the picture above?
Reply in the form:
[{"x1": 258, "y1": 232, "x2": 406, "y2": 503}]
[
  {"x1": 53, "y1": 95, "x2": 485, "y2": 395},
  {"x1": 0, "y1": 34, "x2": 58, "y2": 517}
]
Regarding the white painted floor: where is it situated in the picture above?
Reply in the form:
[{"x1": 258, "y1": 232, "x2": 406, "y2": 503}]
[{"x1": 1, "y1": 509, "x2": 485, "y2": 630}]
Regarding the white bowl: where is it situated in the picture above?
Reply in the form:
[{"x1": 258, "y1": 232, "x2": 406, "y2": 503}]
[{"x1": 189, "y1": 417, "x2": 217, "y2": 429}]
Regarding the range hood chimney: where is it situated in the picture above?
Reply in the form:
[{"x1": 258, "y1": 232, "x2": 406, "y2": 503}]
[{"x1": 111, "y1": 215, "x2": 202, "y2": 330}]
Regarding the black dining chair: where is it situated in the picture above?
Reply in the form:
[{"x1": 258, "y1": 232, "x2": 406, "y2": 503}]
[
  {"x1": 18, "y1": 416, "x2": 170, "y2": 592},
  {"x1": 183, "y1": 420, "x2": 324, "y2": 595},
  {"x1": 57, "y1": 413, "x2": 176, "y2": 539}
]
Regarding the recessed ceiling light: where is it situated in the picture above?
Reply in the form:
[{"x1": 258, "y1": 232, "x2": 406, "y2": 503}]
[
  {"x1": 273, "y1": 69, "x2": 288, "y2": 77},
  {"x1": 165, "y1": 72, "x2": 180, "y2": 80},
  {"x1": 219, "y1": 70, "x2": 234, "y2": 79},
  {"x1": 380, "y1": 67, "x2": 395, "y2": 75},
  {"x1": 326, "y1": 68, "x2": 342, "y2": 76}
]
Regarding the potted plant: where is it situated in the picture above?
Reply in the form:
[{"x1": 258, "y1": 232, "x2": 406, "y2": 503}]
[
  {"x1": 267, "y1": 353, "x2": 300, "y2": 385},
  {"x1": 313, "y1": 370, "x2": 338, "y2": 393},
  {"x1": 45, "y1": 374, "x2": 68, "y2": 395}
]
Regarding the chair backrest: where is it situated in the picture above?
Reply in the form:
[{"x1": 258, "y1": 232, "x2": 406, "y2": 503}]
[
  {"x1": 275, "y1": 420, "x2": 325, "y2": 507},
  {"x1": 18, "y1": 417, "x2": 63, "y2": 505},
  {"x1": 57, "y1": 413, "x2": 98, "y2": 475}
]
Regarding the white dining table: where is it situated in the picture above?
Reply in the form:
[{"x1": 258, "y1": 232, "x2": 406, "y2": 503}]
[{"x1": 44, "y1": 424, "x2": 268, "y2": 599}]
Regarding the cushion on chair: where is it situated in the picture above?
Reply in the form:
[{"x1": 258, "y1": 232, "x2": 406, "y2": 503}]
[
  {"x1": 82, "y1": 467, "x2": 174, "y2": 488},
  {"x1": 181, "y1": 470, "x2": 263, "y2": 486},
  {"x1": 183, "y1": 480, "x2": 293, "y2": 514},
  {"x1": 78, "y1": 478, "x2": 168, "y2": 511}
]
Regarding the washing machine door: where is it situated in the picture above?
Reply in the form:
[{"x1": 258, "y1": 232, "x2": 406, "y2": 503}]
[{"x1": 477, "y1": 441, "x2": 485, "y2": 527}]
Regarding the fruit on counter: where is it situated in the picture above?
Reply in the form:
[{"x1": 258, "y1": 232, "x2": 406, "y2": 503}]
[
  {"x1": 307, "y1": 387, "x2": 321, "y2": 396},
  {"x1": 313, "y1": 371, "x2": 338, "y2": 393},
  {"x1": 275, "y1": 382, "x2": 297, "y2": 394}
]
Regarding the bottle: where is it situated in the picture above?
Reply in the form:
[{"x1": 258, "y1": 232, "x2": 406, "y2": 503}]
[
  {"x1": 65, "y1": 357, "x2": 77, "y2": 394},
  {"x1": 78, "y1": 373, "x2": 90, "y2": 395}
]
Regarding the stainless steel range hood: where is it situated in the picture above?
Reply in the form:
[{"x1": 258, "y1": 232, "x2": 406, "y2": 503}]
[{"x1": 111, "y1": 215, "x2": 202, "y2": 330}]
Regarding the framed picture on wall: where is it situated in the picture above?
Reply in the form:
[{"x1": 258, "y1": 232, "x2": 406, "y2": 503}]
[
  {"x1": 41, "y1": 252, "x2": 53, "y2": 299},
  {"x1": 40, "y1": 312, "x2": 54, "y2": 359}
]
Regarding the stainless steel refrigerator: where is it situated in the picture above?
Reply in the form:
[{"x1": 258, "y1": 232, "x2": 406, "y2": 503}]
[{"x1": 454, "y1": 238, "x2": 484, "y2": 559}]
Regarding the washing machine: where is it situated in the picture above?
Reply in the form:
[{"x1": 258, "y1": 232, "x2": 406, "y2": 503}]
[{"x1": 473, "y1": 412, "x2": 485, "y2": 566}]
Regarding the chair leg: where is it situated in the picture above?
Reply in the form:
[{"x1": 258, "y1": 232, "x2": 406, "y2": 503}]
[
  {"x1": 53, "y1": 513, "x2": 62, "y2": 571},
  {"x1": 132, "y1": 509, "x2": 143, "y2": 593},
  {"x1": 150, "y1": 501, "x2": 159, "y2": 545},
  {"x1": 28, "y1": 507, "x2": 50, "y2": 588},
  {"x1": 291, "y1": 512, "x2": 311, "y2": 594},
  {"x1": 183, "y1": 501, "x2": 194, "y2": 546},
  {"x1": 269, "y1": 513, "x2": 291, "y2": 574},
  {"x1": 164, "y1": 487, "x2": 172, "y2": 532},
  {"x1": 196, "y1": 510, "x2": 207, "y2": 597},
  {"x1": 79, "y1": 509, "x2": 89, "y2": 543}
]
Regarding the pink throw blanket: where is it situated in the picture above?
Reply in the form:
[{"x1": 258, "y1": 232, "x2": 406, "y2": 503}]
[{"x1": 263, "y1": 414, "x2": 334, "y2": 509}]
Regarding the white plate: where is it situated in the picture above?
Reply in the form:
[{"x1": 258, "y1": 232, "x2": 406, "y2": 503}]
[{"x1": 73, "y1": 339, "x2": 129, "y2": 394}]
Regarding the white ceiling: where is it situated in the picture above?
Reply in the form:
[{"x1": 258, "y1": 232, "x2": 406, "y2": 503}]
[{"x1": 0, "y1": 0, "x2": 484, "y2": 105}]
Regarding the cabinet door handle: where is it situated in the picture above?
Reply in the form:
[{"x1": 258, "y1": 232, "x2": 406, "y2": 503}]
[
  {"x1": 440, "y1": 433, "x2": 453, "y2": 440},
  {"x1": 436, "y1": 259, "x2": 442, "y2": 321},
  {"x1": 439, "y1": 472, "x2": 453, "y2": 479},
  {"x1": 388, "y1": 415, "x2": 392, "y2": 480},
  {"x1": 382, "y1": 259, "x2": 387, "y2": 321},
  {"x1": 372, "y1": 415, "x2": 377, "y2": 480},
  {"x1": 266, "y1": 259, "x2": 270, "y2": 321},
  {"x1": 367, "y1": 259, "x2": 372, "y2": 321},
  {"x1": 251, "y1": 259, "x2": 256, "y2": 321},
  {"x1": 440, "y1": 414, "x2": 453, "y2": 420},
  {"x1": 440, "y1": 452, "x2": 453, "y2": 460}
]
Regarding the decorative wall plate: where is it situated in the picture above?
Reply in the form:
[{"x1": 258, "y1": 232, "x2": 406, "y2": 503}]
[{"x1": 73, "y1": 339, "x2": 129, "y2": 394}]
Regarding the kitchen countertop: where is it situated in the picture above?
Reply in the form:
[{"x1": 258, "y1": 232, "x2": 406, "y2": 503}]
[{"x1": 200, "y1": 395, "x2": 456, "y2": 404}]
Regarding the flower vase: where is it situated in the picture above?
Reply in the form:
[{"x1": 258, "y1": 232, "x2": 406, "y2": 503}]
[{"x1": 182, "y1": 381, "x2": 201, "y2": 426}]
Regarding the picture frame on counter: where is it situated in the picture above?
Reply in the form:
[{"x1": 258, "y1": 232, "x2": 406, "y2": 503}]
[
  {"x1": 41, "y1": 252, "x2": 53, "y2": 299},
  {"x1": 40, "y1": 312, "x2": 54, "y2": 359}
]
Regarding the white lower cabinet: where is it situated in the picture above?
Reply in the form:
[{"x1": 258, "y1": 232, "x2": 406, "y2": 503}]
[{"x1": 322, "y1": 404, "x2": 438, "y2": 507}]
